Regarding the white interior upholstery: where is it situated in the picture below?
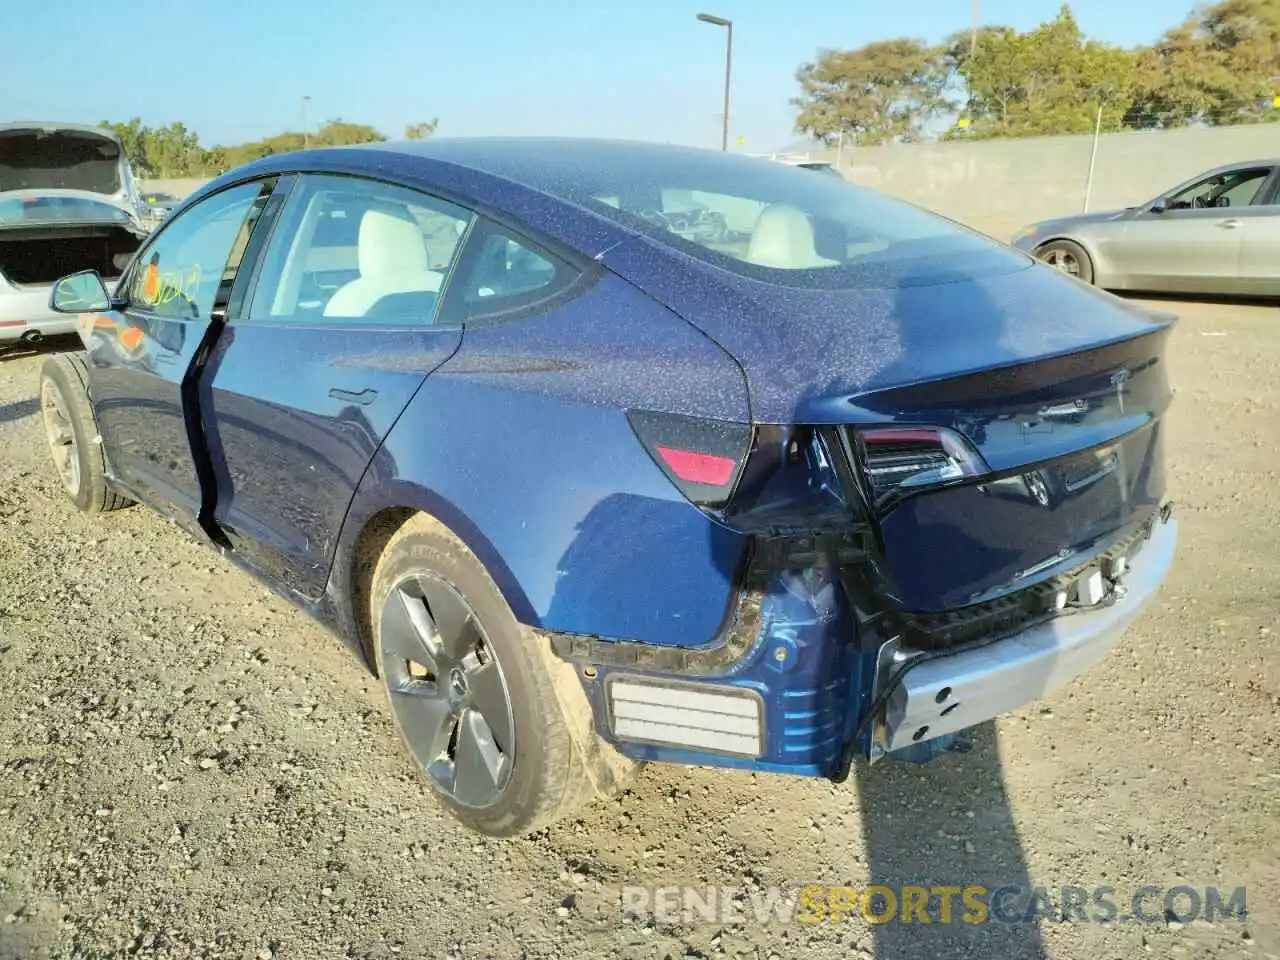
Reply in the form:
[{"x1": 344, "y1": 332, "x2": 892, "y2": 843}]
[
  {"x1": 323, "y1": 207, "x2": 442, "y2": 317},
  {"x1": 746, "y1": 202, "x2": 839, "y2": 269}
]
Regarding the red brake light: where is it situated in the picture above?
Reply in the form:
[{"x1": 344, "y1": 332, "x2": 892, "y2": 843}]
[
  {"x1": 857, "y1": 425, "x2": 986, "y2": 499},
  {"x1": 655, "y1": 446, "x2": 738, "y2": 486},
  {"x1": 628, "y1": 410, "x2": 751, "y2": 507}
]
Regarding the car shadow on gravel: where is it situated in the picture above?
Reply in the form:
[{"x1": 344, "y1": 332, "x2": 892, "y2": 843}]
[
  {"x1": 0, "y1": 334, "x2": 81, "y2": 364},
  {"x1": 1113, "y1": 291, "x2": 1279, "y2": 310},
  {"x1": 856, "y1": 723, "x2": 1046, "y2": 959},
  {"x1": 0, "y1": 397, "x2": 38, "y2": 425}
]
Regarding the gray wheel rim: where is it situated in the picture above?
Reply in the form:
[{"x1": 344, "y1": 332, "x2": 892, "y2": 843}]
[
  {"x1": 1042, "y1": 247, "x2": 1081, "y2": 277},
  {"x1": 379, "y1": 575, "x2": 515, "y2": 808},
  {"x1": 40, "y1": 379, "x2": 81, "y2": 496}
]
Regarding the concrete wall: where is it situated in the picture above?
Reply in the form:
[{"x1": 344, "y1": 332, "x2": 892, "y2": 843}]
[
  {"x1": 140, "y1": 177, "x2": 209, "y2": 198},
  {"x1": 140, "y1": 123, "x2": 1278, "y2": 237},
  {"x1": 824, "y1": 123, "x2": 1280, "y2": 240}
]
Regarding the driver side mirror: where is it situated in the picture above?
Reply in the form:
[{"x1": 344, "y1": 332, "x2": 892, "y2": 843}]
[
  {"x1": 1148, "y1": 200, "x2": 1167, "y2": 215},
  {"x1": 49, "y1": 270, "x2": 111, "y2": 314}
]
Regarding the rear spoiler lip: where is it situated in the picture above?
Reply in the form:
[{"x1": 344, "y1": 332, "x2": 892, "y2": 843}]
[
  {"x1": 849, "y1": 319, "x2": 1175, "y2": 404},
  {"x1": 787, "y1": 321, "x2": 1176, "y2": 425}
]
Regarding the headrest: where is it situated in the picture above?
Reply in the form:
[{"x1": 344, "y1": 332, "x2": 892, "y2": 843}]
[
  {"x1": 746, "y1": 202, "x2": 836, "y2": 269},
  {"x1": 358, "y1": 207, "x2": 429, "y2": 277}
]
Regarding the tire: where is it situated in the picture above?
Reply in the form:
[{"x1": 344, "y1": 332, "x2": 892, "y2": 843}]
[
  {"x1": 38, "y1": 354, "x2": 132, "y2": 515},
  {"x1": 1035, "y1": 239, "x2": 1095, "y2": 285},
  {"x1": 370, "y1": 512, "x2": 632, "y2": 836}
]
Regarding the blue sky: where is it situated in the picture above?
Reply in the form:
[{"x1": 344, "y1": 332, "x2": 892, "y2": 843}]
[{"x1": 4, "y1": 0, "x2": 1193, "y2": 150}]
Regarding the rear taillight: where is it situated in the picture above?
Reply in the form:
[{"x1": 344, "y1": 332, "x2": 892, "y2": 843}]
[
  {"x1": 628, "y1": 410, "x2": 751, "y2": 507},
  {"x1": 855, "y1": 426, "x2": 986, "y2": 500}
]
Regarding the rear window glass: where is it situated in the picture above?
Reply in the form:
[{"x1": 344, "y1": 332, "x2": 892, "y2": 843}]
[
  {"x1": 468, "y1": 146, "x2": 1014, "y2": 288},
  {"x1": 587, "y1": 166, "x2": 1003, "y2": 283}
]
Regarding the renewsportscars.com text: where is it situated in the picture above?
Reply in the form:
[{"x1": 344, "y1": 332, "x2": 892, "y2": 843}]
[{"x1": 620, "y1": 884, "x2": 1247, "y2": 926}]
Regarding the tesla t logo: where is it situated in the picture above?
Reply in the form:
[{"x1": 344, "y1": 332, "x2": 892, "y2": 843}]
[{"x1": 1110, "y1": 368, "x2": 1131, "y2": 413}]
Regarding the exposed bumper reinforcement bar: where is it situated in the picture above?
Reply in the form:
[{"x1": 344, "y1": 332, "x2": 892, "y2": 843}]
[{"x1": 876, "y1": 513, "x2": 1179, "y2": 753}]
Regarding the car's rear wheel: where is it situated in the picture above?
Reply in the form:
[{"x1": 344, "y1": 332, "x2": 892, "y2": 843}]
[
  {"x1": 38, "y1": 354, "x2": 132, "y2": 515},
  {"x1": 370, "y1": 513, "x2": 628, "y2": 837},
  {"x1": 1035, "y1": 239, "x2": 1094, "y2": 284}
]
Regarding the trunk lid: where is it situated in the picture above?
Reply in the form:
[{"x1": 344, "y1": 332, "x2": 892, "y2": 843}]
[
  {"x1": 602, "y1": 238, "x2": 1174, "y2": 612},
  {"x1": 848, "y1": 324, "x2": 1171, "y2": 611},
  {"x1": 0, "y1": 124, "x2": 127, "y2": 196}
]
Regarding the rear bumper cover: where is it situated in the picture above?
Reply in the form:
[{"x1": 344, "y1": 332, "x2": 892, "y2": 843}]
[
  {"x1": 875, "y1": 511, "x2": 1178, "y2": 753},
  {"x1": 0, "y1": 286, "x2": 76, "y2": 341}
]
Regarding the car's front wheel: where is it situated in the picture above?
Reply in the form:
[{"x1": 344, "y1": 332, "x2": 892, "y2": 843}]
[
  {"x1": 38, "y1": 354, "x2": 132, "y2": 515},
  {"x1": 1035, "y1": 239, "x2": 1095, "y2": 285},
  {"x1": 370, "y1": 513, "x2": 628, "y2": 837}
]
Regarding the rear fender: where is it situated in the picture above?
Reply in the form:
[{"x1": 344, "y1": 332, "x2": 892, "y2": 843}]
[{"x1": 327, "y1": 271, "x2": 754, "y2": 654}]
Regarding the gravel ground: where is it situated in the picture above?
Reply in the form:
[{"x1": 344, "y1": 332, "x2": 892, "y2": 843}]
[{"x1": 0, "y1": 298, "x2": 1277, "y2": 960}]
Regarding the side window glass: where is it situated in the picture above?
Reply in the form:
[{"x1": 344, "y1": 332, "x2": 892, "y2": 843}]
[
  {"x1": 1168, "y1": 170, "x2": 1269, "y2": 210},
  {"x1": 1217, "y1": 171, "x2": 1268, "y2": 208},
  {"x1": 127, "y1": 181, "x2": 267, "y2": 321},
  {"x1": 442, "y1": 221, "x2": 579, "y2": 325},
  {"x1": 247, "y1": 174, "x2": 472, "y2": 325}
]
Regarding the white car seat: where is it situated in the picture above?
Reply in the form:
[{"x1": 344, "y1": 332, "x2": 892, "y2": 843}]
[
  {"x1": 746, "y1": 203, "x2": 839, "y2": 269},
  {"x1": 323, "y1": 207, "x2": 442, "y2": 318}
]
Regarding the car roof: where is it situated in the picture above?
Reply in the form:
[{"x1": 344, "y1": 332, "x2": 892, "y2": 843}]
[
  {"x1": 1201, "y1": 158, "x2": 1280, "y2": 175},
  {"x1": 206, "y1": 137, "x2": 802, "y2": 258},
  {"x1": 374, "y1": 136, "x2": 781, "y2": 189}
]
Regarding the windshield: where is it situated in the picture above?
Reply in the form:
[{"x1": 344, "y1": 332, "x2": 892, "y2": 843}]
[{"x1": 0, "y1": 196, "x2": 133, "y2": 224}]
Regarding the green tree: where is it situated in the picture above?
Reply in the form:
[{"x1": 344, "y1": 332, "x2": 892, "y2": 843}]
[
  {"x1": 404, "y1": 119, "x2": 439, "y2": 140},
  {"x1": 145, "y1": 122, "x2": 208, "y2": 177},
  {"x1": 792, "y1": 39, "x2": 950, "y2": 145},
  {"x1": 312, "y1": 119, "x2": 387, "y2": 146},
  {"x1": 99, "y1": 118, "x2": 150, "y2": 174},
  {"x1": 949, "y1": 6, "x2": 1136, "y2": 139},
  {"x1": 1129, "y1": 0, "x2": 1280, "y2": 127}
]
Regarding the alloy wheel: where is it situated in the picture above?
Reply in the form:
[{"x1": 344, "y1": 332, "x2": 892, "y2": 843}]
[
  {"x1": 40, "y1": 379, "x2": 80, "y2": 496},
  {"x1": 379, "y1": 575, "x2": 515, "y2": 808},
  {"x1": 1041, "y1": 247, "x2": 1081, "y2": 277}
]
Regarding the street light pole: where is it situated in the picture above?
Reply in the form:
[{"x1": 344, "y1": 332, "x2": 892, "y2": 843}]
[
  {"x1": 697, "y1": 13, "x2": 733, "y2": 151},
  {"x1": 301, "y1": 95, "x2": 312, "y2": 148}
]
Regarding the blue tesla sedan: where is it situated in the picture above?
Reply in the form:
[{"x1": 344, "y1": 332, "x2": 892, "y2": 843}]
[{"x1": 41, "y1": 138, "x2": 1178, "y2": 836}]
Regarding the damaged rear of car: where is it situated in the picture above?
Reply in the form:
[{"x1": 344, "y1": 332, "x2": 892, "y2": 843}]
[
  {"x1": 0, "y1": 123, "x2": 147, "y2": 344},
  {"x1": 35, "y1": 138, "x2": 1179, "y2": 836},
  {"x1": 487, "y1": 141, "x2": 1180, "y2": 774}
]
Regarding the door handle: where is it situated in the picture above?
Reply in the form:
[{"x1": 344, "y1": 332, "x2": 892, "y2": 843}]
[
  {"x1": 1217, "y1": 219, "x2": 1241, "y2": 229},
  {"x1": 329, "y1": 387, "x2": 378, "y2": 405}
]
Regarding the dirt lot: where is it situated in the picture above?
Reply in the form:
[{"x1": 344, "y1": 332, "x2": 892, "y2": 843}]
[{"x1": 0, "y1": 298, "x2": 1277, "y2": 960}]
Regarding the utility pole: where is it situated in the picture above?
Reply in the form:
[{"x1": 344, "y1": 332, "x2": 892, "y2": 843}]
[
  {"x1": 697, "y1": 13, "x2": 733, "y2": 151},
  {"x1": 301, "y1": 95, "x2": 312, "y2": 148},
  {"x1": 1083, "y1": 102, "x2": 1103, "y2": 212},
  {"x1": 970, "y1": 0, "x2": 979, "y2": 59}
]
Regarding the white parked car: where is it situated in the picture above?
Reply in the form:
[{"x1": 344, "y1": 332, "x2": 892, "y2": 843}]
[
  {"x1": 749, "y1": 152, "x2": 844, "y2": 177},
  {"x1": 0, "y1": 122, "x2": 148, "y2": 345}
]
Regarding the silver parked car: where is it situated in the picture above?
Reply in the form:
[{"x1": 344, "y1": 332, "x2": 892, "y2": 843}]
[
  {"x1": 0, "y1": 122, "x2": 148, "y2": 345},
  {"x1": 1012, "y1": 159, "x2": 1280, "y2": 297}
]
